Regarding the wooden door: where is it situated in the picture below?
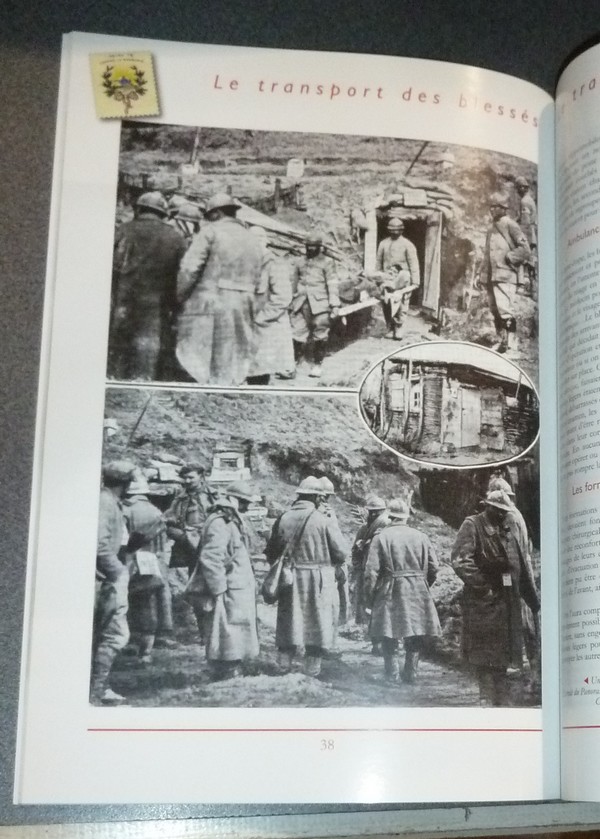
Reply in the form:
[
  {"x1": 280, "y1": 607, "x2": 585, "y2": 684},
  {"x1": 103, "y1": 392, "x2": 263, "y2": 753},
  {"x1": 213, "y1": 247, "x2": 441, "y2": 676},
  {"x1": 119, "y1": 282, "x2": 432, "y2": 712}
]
[
  {"x1": 422, "y1": 212, "x2": 442, "y2": 313},
  {"x1": 460, "y1": 386, "x2": 481, "y2": 448}
]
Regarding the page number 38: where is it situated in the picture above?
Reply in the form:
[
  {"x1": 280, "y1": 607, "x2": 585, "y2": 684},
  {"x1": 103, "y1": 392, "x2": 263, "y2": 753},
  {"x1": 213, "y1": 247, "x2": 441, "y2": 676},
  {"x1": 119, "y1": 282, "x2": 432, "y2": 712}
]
[{"x1": 320, "y1": 739, "x2": 335, "y2": 750}]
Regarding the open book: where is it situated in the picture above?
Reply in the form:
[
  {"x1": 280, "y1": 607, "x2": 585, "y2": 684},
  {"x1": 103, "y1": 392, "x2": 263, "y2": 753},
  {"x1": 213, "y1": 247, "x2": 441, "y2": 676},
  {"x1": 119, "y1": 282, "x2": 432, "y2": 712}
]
[{"x1": 13, "y1": 29, "x2": 599, "y2": 806}]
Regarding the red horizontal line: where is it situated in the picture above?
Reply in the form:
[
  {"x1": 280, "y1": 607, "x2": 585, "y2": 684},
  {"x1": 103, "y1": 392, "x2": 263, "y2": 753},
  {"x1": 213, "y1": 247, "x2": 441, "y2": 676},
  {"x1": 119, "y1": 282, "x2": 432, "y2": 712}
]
[{"x1": 88, "y1": 727, "x2": 543, "y2": 734}]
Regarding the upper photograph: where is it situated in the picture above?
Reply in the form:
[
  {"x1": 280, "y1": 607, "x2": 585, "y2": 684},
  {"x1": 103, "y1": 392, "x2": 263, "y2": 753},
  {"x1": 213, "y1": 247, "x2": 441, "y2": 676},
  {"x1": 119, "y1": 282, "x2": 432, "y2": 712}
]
[{"x1": 107, "y1": 123, "x2": 538, "y2": 389}]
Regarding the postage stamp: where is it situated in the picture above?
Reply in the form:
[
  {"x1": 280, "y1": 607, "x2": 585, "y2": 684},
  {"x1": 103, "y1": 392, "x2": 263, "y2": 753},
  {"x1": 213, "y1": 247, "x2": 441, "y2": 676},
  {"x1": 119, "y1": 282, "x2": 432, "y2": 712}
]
[{"x1": 89, "y1": 51, "x2": 160, "y2": 119}]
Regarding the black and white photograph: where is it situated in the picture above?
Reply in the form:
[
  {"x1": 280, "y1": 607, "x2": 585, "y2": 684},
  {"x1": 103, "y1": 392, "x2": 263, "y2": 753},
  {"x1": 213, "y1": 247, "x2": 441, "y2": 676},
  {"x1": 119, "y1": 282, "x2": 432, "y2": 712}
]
[
  {"x1": 359, "y1": 342, "x2": 539, "y2": 467},
  {"x1": 93, "y1": 386, "x2": 541, "y2": 709},
  {"x1": 107, "y1": 123, "x2": 538, "y2": 390}
]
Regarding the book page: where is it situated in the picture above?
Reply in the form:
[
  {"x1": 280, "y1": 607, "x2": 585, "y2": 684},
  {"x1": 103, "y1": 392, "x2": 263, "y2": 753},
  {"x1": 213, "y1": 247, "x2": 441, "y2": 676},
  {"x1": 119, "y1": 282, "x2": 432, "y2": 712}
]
[
  {"x1": 557, "y1": 40, "x2": 600, "y2": 801},
  {"x1": 15, "y1": 31, "x2": 556, "y2": 804}
]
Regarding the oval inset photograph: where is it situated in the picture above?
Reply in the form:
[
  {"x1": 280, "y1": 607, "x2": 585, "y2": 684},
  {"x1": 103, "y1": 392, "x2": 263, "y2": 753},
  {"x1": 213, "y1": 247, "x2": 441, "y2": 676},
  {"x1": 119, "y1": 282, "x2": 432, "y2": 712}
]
[{"x1": 359, "y1": 341, "x2": 539, "y2": 468}]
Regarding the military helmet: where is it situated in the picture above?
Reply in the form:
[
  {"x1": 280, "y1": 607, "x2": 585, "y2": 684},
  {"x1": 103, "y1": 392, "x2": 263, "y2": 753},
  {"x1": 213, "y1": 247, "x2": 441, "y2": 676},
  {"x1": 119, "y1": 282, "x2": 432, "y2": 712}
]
[
  {"x1": 295, "y1": 475, "x2": 323, "y2": 495},
  {"x1": 226, "y1": 481, "x2": 259, "y2": 502},
  {"x1": 168, "y1": 194, "x2": 187, "y2": 211},
  {"x1": 387, "y1": 217, "x2": 404, "y2": 230},
  {"x1": 365, "y1": 494, "x2": 386, "y2": 511},
  {"x1": 317, "y1": 476, "x2": 335, "y2": 495},
  {"x1": 136, "y1": 191, "x2": 169, "y2": 216},
  {"x1": 489, "y1": 192, "x2": 510, "y2": 209},
  {"x1": 213, "y1": 494, "x2": 239, "y2": 510},
  {"x1": 175, "y1": 202, "x2": 204, "y2": 222},
  {"x1": 305, "y1": 233, "x2": 323, "y2": 246},
  {"x1": 387, "y1": 497, "x2": 410, "y2": 519},
  {"x1": 484, "y1": 489, "x2": 513, "y2": 511},
  {"x1": 515, "y1": 176, "x2": 529, "y2": 188},
  {"x1": 205, "y1": 192, "x2": 240, "y2": 214},
  {"x1": 102, "y1": 459, "x2": 137, "y2": 485},
  {"x1": 126, "y1": 475, "x2": 150, "y2": 495},
  {"x1": 487, "y1": 477, "x2": 515, "y2": 497}
]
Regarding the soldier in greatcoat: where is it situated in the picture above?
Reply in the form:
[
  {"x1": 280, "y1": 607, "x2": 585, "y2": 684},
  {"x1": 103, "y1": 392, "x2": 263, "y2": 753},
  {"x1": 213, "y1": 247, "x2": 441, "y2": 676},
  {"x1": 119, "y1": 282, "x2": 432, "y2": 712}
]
[
  {"x1": 191, "y1": 495, "x2": 259, "y2": 681},
  {"x1": 481, "y1": 193, "x2": 531, "y2": 353},
  {"x1": 350, "y1": 495, "x2": 389, "y2": 626},
  {"x1": 515, "y1": 176, "x2": 538, "y2": 300},
  {"x1": 290, "y1": 235, "x2": 340, "y2": 378},
  {"x1": 364, "y1": 498, "x2": 441, "y2": 684},
  {"x1": 246, "y1": 226, "x2": 295, "y2": 385},
  {"x1": 265, "y1": 476, "x2": 347, "y2": 676},
  {"x1": 451, "y1": 490, "x2": 540, "y2": 706},
  {"x1": 176, "y1": 193, "x2": 263, "y2": 385},
  {"x1": 91, "y1": 460, "x2": 137, "y2": 705},
  {"x1": 487, "y1": 476, "x2": 540, "y2": 678},
  {"x1": 109, "y1": 191, "x2": 187, "y2": 381}
]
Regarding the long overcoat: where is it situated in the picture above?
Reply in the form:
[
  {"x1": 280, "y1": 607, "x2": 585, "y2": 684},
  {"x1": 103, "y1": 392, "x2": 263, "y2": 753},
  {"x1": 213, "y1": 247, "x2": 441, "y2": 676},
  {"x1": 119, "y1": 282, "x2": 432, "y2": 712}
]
[
  {"x1": 110, "y1": 213, "x2": 186, "y2": 380},
  {"x1": 176, "y1": 217, "x2": 263, "y2": 385},
  {"x1": 195, "y1": 512, "x2": 259, "y2": 663},
  {"x1": 451, "y1": 511, "x2": 538, "y2": 668},
  {"x1": 265, "y1": 499, "x2": 347, "y2": 651},
  {"x1": 481, "y1": 216, "x2": 530, "y2": 322},
  {"x1": 364, "y1": 522, "x2": 441, "y2": 640},
  {"x1": 249, "y1": 251, "x2": 295, "y2": 377},
  {"x1": 351, "y1": 511, "x2": 389, "y2": 624}
]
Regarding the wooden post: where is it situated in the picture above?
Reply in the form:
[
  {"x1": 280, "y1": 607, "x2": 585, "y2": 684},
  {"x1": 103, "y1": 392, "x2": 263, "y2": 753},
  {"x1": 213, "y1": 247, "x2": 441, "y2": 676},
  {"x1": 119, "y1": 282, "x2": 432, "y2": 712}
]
[{"x1": 274, "y1": 178, "x2": 281, "y2": 210}]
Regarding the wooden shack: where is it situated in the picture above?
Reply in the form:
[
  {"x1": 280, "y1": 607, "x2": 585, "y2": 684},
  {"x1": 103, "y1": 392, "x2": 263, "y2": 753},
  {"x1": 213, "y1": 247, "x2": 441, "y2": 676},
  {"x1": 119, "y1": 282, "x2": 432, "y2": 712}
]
[{"x1": 369, "y1": 354, "x2": 538, "y2": 462}]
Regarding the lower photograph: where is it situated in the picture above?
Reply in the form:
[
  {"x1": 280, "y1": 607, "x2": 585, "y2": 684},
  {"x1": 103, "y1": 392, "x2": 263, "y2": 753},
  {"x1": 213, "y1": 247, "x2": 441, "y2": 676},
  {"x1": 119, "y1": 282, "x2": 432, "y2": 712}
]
[{"x1": 94, "y1": 385, "x2": 541, "y2": 709}]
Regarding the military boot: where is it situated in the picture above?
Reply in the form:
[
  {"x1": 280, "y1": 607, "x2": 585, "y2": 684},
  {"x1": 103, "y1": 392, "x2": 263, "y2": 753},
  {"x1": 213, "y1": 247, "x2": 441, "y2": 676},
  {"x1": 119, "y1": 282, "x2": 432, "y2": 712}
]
[
  {"x1": 401, "y1": 650, "x2": 419, "y2": 684},
  {"x1": 383, "y1": 654, "x2": 400, "y2": 683},
  {"x1": 293, "y1": 340, "x2": 305, "y2": 365},
  {"x1": 308, "y1": 340, "x2": 327, "y2": 378},
  {"x1": 304, "y1": 655, "x2": 322, "y2": 677},
  {"x1": 277, "y1": 650, "x2": 293, "y2": 674}
]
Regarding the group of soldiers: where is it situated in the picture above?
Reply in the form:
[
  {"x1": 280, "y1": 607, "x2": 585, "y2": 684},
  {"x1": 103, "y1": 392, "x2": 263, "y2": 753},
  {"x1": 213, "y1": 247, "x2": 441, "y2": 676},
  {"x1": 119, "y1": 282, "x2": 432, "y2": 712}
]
[
  {"x1": 92, "y1": 459, "x2": 540, "y2": 708},
  {"x1": 109, "y1": 189, "x2": 345, "y2": 384}
]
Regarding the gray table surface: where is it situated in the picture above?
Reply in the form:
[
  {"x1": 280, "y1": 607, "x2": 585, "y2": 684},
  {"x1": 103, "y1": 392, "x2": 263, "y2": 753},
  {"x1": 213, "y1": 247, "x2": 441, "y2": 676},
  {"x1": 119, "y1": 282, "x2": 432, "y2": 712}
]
[{"x1": 2, "y1": 1, "x2": 600, "y2": 833}]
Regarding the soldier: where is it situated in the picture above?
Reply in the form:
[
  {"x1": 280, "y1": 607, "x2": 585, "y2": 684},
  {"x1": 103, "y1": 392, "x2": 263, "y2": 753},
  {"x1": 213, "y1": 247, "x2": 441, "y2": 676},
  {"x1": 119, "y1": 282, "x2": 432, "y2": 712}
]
[
  {"x1": 350, "y1": 495, "x2": 389, "y2": 626},
  {"x1": 265, "y1": 476, "x2": 347, "y2": 676},
  {"x1": 451, "y1": 490, "x2": 539, "y2": 706},
  {"x1": 481, "y1": 193, "x2": 531, "y2": 353},
  {"x1": 316, "y1": 476, "x2": 338, "y2": 523},
  {"x1": 176, "y1": 192, "x2": 263, "y2": 385},
  {"x1": 290, "y1": 234, "x2": 340, "y2": 378},
  {"x1": 122, "y1": 475, "x2": 174, "y2": 663},
  {"x1": 194, "y1": 495, "x2": 259, "y2": 680},
  {"x1": 165, "y1": 462, "x2": 216, "y2": 635},
  {"x1": 488, "y1": 476, "x2": 540, "y2": 678},
  {"x1": 375, "y1": 218, "x2": 420, "y2": 339},
  {"x1": 364, "y1": 498, "x2": 441, "y2": 684},
  {"x1": 246, "y1": 225, "x2": 295, "y2": 385},
  {"x1": 91, "y1": 459, "x2": 137, "y2": 705},
  {"x1": 173, "y1": 201, "x2": 205, "y2": 242},
  {"x1": 515, "y1": 176, "x2": 538, "y2": 300},
  {"x1": 316, "y1": 476, "x2": 348, "y2": 629},
  {"x1": 226, "y1": 480, "x2": 265, "y2": 558},
  {"x1": 109, "y1": 191, "x2": 187, "y2": 381}
]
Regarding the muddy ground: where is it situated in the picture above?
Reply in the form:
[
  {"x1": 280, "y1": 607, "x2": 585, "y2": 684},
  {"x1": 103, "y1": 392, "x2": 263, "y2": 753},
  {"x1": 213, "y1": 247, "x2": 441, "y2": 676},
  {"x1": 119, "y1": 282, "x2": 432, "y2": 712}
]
[{"x1": 111, "y1": 590, "x2": 538, "y2": 709}]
